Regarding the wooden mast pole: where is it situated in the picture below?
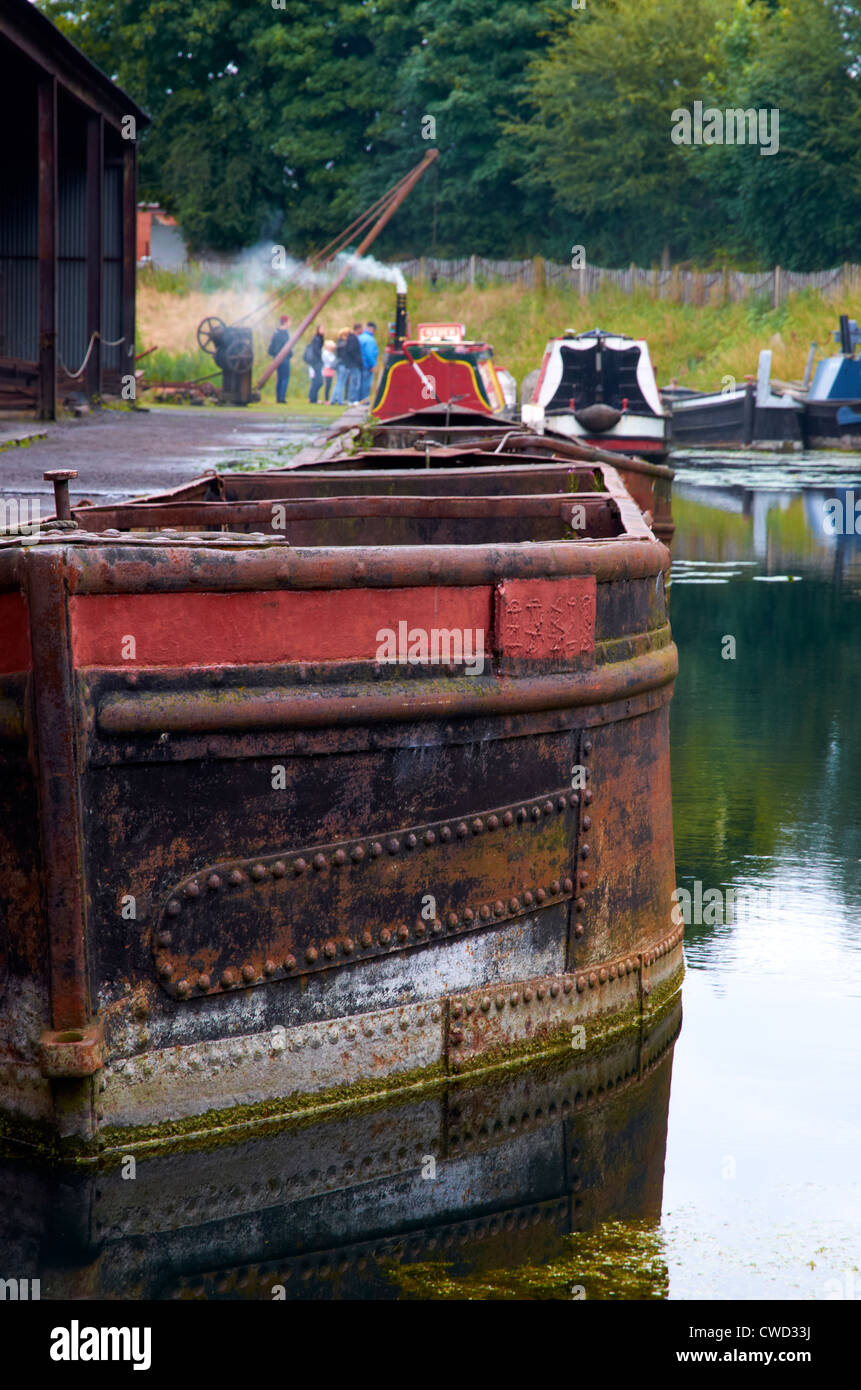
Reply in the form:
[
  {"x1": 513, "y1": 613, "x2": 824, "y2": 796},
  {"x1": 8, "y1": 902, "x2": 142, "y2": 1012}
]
[{"x1": 256, "y1": 149, "x2": 438, "y2": 390}]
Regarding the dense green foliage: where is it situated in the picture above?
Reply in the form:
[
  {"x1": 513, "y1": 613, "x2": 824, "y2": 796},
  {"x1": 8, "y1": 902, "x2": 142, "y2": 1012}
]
[{"x1": 41, "y1": 0, "x2": 861, "y2": 267}]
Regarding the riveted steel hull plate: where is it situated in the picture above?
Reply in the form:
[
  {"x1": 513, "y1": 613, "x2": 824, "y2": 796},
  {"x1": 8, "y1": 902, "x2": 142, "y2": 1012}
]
[
  {"x1": 101, "y1": 999, "x2": 446, "y2": 1131},
  {"x1": 100, "y1": 935, "x2": 682, "y2": 1136},
  {"x1": 448, "y1": 926, "x2": 683, "y2": 1073},
  {"x1": 153, "y1": 787, "x2": 578, "y2": 1000}
]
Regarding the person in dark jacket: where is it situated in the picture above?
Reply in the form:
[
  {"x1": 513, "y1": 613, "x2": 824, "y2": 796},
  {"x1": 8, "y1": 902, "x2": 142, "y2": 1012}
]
[
  {"x1": 331, "y1": 328, "x2": 350, "y2": 404},
  {"x1": 303, "y1": 324, "x2": 325, "y2": 403},
  {"x1": 344, "y1": 323, "x2": 364, "y2": 403},
  {"x1": 267, "y1": 314, "x2": 292, "y2": 404}
]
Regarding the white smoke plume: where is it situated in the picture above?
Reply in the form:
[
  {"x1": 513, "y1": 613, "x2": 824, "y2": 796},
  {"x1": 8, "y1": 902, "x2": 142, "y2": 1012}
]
[
  {"x1": 333, "y1": 252, "x2": 407, "y2": 295},
  {"x1": 194, "y1": 244, "x2": 407, "y2": 317}
]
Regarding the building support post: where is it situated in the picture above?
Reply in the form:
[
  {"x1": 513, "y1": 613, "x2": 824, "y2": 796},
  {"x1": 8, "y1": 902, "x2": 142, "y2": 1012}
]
[
  {"x1": 86, "y1": 115, "x2": 104, "y2": 401},
  {"x1": 121, "y1": 139, "x2": 137, "y2": 391},
  {"x1": 37, "y1": 76, "x2": 57, "y2": 420}
]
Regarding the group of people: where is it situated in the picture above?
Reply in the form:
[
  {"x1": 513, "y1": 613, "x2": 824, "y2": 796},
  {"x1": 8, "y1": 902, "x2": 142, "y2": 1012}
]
[{"x1": 266, "y1": 316, "x2": 379, "y2": 406}]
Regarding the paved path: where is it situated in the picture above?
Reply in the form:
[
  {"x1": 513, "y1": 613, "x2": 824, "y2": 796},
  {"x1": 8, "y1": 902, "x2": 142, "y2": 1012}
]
[{"x1": 0, "y1": 405, "x2": 338, "y2": 507}]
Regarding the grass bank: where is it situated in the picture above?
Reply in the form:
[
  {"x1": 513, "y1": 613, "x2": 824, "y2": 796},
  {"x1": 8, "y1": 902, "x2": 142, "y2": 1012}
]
[{"x1": 136, "y1": 265, "x2": 860, "y2": 402}]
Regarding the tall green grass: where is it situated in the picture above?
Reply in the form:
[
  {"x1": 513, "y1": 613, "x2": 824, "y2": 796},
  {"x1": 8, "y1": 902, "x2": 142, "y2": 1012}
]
[
  {"x1": 140, "y1": 347, "x2": 216, "y2": 384},
  {"x1": 138, "y1": 266, "x2": 858, "y2": 394}
]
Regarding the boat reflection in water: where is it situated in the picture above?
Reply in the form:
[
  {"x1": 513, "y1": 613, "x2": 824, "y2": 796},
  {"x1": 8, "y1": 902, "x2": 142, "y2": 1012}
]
[
  {"x1": 0, "y1": 997, "x2": 680, "y2": 1301},
  {"x1": 671, "y1": 461, "x2": 861, "y2": 581}
]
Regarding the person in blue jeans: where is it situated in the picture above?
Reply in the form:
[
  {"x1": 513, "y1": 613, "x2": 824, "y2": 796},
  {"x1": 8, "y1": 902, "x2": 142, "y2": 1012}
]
[
  {"x1": 331, "y1": 328, "x2": 349, "y2": 404},
  {"x1": 358, "y1": 321, "x2": 378, "y2": 402},
  {"x1": 267, "y1": 315, "x2": 292, "y2": 403},
  {"x1": 344, "y1": 324, "x2": 364, "y2": 402}
]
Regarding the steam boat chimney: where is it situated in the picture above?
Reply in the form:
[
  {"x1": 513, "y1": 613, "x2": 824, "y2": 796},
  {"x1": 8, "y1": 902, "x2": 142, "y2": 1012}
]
[{"x1": 394, "y1": 291, "x2": 408, "y2": 349}]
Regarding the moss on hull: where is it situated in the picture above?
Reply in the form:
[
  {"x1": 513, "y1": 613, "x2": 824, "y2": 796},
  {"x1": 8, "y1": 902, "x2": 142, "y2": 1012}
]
[
  {"x1": 104, "y1": 973, "x2": 682, "y2": 1166},
  {"x1": 1, "y1": 960, "x2": 683, "y2": 1166}
]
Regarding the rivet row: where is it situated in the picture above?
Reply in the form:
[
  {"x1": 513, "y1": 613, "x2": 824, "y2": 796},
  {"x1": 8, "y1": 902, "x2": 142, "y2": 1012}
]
[
  {"x1": 448, "y1": 927, "x2": 684, "y2": 1037},
  {"x1": 163, "y1": 881, "x2": 573, "y2": 996},
  {"x1": 160, "y1": 791, "x2": 578, "y2": 926}
]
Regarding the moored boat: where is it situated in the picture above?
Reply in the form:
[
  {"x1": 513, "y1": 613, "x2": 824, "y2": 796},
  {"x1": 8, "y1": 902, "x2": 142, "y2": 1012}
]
[
  {"x1": 370, "y1": 293, "x2": 516, "y2": 421},
  {"x1": 664, "y1": 349, "x2": 803, "y2": 451},
  {"x1": 112, "y1": 425, "x2": 676, "y2": 550},
  {"x1": 0, "y1": 450, "x2": 680, "y2": 1162},
  {"x1": 366, "y1": 417, "x2": 676, "y2": 549},
  {"x1": 800, "y1": 316, "x2": 861, "y2": 449},
  {"x1": 522, "y1": 329, "x2": 671, "y2": 461}
]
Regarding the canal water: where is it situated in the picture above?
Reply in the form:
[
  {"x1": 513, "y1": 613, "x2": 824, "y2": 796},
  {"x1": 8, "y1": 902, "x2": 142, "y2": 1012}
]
[
  {"x1": 660, "y1": 452, "x2": 861, "y2": 1300},
  {"x1": 3, "y1": 452, "x2": 858, "y2": 1301}
]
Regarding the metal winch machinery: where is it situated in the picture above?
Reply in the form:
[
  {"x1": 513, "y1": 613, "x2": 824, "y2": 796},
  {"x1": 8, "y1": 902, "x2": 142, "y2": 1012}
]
[{"x1": 197, "y1": 316, "x2": 256, "y2": 406}]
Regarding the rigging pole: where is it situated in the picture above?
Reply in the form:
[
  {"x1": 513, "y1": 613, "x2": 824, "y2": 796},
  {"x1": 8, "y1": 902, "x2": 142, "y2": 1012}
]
[{"x1": 256, "y1": 149, "x2": 438, "y2": 390}]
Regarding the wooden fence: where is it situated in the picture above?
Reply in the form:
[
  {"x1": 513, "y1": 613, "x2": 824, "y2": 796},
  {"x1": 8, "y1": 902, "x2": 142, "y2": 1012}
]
[
  {"x1": 181, "y1": 250, "x2": 860, "y2": 307},
  {"x1": 399, "y1": 256, "x2": 858, "y2": 306}
]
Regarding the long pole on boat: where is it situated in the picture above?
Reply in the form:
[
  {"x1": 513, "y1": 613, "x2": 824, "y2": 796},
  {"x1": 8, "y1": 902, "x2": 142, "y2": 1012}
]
[{"x1": 256, "y1": 149, "x2": 439, "y2": 390}]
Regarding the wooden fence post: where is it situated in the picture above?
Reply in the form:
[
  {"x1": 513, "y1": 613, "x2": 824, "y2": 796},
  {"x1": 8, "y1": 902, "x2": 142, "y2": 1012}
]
[
  {"x1": 773, "y1": 265, "x2": 781, "y2": 308},
  {"x1": 469, "y1": 254, "x2": 476, "y2": 288}
]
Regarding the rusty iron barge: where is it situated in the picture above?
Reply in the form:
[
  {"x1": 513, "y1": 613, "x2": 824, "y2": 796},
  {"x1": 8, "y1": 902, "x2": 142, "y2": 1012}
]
[{"x1": 0, "y1": 438, "x2": 681, "y2": 1164}]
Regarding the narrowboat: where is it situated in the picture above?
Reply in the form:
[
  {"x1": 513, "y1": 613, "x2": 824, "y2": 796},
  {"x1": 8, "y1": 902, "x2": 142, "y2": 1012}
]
[
  {"x1": 800, "y1": 316, "x2": 861, "y2": 450},
  {"x1": 664, "y1": 349, "x2": 803, "y2": 451},
  {"x1": 0, "y1": 997, "x2": 680, "y2": 1295},
  {"x1": 362, "y1": 299, "x2": 672, "y2": 545},
  {"x1": 370, "y1": 293, "x2": 517, "y2": 422},
  {"x1": 0, "y1": 454, "x2": 680, "y2": 1163},
  {"x1": 522, "y1": 330, "x2": 671, "y2": 462}
]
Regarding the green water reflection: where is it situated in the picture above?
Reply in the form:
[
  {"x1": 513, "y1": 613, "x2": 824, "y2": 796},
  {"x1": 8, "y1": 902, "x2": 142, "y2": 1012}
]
[
  {"x1": 388, "y1": 1220, "x2": 669, "y2": 1300},
  {"x1": 663, "y1": 460, "x2": 861, "y2": 1300}
]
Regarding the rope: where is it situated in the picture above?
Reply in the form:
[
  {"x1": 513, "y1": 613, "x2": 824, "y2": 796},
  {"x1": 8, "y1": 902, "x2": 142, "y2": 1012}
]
[{"x1": 58, "y1": 331, "x2": 128, "y2": 379}]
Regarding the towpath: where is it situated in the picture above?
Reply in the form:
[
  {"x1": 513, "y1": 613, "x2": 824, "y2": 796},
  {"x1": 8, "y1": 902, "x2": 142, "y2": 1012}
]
[{"x1": 0, "y1": 404, "x2": 344, "y2": 508}]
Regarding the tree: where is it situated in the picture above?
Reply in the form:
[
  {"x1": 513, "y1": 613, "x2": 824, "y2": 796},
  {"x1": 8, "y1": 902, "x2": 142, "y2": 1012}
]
[
  {"x1": 40, "y1": 0, "x2": 392, "y2": 254},
  {"x1": 509, "y1": 0, "x2": 727, "y2": 266},
  {"x1": 37, "y1": 0, "x2": 861, "y2": 266},
  {"x1": 357, "y1": 0, "x2": 567, "y2": 258},
  {"x1": 702, "y1": 0, "x2": 861, "y2": 269}
]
